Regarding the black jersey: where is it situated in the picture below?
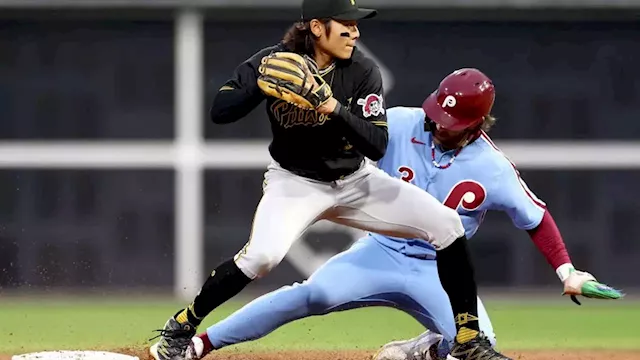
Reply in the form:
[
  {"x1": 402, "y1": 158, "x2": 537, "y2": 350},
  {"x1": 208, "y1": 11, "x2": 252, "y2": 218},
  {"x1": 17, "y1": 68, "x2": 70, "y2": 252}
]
[{"x1": 209, "y1": 42, "x2": 388, "y2": 182}]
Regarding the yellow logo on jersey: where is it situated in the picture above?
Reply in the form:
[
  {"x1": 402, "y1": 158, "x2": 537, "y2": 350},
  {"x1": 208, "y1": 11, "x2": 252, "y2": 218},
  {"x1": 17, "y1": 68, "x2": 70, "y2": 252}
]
[
  {"x1": 350, "y1": 0, "x2": 356, "y2": 5},
  {"x1": 270, "y1": 100, "x2": 331, "y2": 128}
]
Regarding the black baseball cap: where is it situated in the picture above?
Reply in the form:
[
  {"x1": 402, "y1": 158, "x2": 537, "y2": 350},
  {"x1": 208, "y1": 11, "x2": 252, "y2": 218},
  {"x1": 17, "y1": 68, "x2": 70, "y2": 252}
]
[{"x1": 301, "y1": 0, "x2": 377, "y2": 21}]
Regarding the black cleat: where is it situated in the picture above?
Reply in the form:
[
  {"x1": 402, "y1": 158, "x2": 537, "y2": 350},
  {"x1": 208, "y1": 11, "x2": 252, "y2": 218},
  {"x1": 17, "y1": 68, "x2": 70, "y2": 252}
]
[
  {"x1": 450, "y1": 332, "x2": 512, "y2": 360},
  {"x1": 149, "y1": 316, "x2": 197, "y2": 360}
]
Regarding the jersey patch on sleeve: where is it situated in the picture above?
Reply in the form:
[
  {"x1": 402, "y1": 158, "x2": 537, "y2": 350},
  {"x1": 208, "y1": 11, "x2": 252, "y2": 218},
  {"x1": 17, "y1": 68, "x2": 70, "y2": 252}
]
[{"x1": 357, "y1": 94, "x2": 385, "y2": 118}]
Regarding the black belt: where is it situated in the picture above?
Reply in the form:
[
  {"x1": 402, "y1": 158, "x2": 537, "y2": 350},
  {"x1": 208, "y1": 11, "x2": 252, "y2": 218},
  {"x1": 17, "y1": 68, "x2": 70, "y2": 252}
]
[{"x1": 284, "y1": 165, "x2": 362, "y2": 182}]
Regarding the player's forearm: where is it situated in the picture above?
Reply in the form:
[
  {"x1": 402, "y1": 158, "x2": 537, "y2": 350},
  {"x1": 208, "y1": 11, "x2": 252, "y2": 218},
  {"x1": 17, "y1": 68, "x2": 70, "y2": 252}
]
[
  {"x1": 526, "y1": 210, "x2": 572, "y2": 278},
  {"x1": 332, "y1": 102, "x2": 388, "y2": 161},
  {"x1": 209, "y1": 87, "x2": 262, "y2": 124}
]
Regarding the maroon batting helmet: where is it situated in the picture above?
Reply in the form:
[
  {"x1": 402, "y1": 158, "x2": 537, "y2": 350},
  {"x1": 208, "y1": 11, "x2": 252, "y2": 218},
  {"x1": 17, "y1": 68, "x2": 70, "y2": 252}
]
[{"x1": 422, "y1": 68, "x2": 495, "y2": 132}]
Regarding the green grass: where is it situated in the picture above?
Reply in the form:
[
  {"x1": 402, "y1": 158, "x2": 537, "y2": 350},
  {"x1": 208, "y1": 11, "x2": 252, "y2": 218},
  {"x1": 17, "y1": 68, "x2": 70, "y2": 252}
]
[{"x1": 0, "y1": 297, "x2": 638, "y2": 355}]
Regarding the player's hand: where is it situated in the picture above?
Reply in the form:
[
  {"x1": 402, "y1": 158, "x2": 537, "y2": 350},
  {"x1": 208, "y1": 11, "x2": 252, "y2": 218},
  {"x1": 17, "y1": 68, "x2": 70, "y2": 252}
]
[
  {"x1": 316, "y1": 97, "x2": 338, "y2": 114},
  {"x1": 257, "y1": 52, "x2": 332, "y2": 110},
  {"x1": 562, "y1": 266, "x2": 624, "y2": 305}
]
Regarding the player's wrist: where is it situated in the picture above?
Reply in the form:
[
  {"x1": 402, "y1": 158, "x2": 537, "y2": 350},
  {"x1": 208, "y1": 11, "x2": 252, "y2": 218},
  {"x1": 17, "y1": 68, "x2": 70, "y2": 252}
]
[
  {"x1": 330, "y1": 99, "x2": 342, "y2": 115},
  {"x1": 316, "y1": 97, "x2": 338, "y2": 115},
  {"x1": 555, "y1": 263, "x2": 575, "y2": 282}
]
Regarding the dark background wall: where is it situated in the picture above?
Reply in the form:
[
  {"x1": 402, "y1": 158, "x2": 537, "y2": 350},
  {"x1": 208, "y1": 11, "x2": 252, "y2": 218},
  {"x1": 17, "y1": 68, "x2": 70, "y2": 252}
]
[{"x1": 0, "y1": 7, "x2": 638, "y2": 294}]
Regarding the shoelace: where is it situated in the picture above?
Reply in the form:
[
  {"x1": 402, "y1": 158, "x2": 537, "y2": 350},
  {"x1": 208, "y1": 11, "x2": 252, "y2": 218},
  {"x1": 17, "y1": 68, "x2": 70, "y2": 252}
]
[
  {"x1": 474, "y1": 336, "x2": 508, "y2": 360},
  {"x1": 148, "y1": 327, "x2": 193, "y2": 342},
  {"x1": 479, "y1": 336, "x2": 493, "y2": 347}
]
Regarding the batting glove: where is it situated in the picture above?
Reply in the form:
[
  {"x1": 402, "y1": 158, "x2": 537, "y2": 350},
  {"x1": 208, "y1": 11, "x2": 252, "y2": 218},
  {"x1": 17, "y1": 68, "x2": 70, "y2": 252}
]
[{"x1": 557, "y1": 264, "x2": 624, "y2": 305}]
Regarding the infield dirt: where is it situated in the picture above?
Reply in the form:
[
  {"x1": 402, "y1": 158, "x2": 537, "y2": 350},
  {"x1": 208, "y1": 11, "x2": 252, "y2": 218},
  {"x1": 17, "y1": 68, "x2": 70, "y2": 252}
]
[{"x1": 4, "y1": 348, "x2": 640, "y2": 360}]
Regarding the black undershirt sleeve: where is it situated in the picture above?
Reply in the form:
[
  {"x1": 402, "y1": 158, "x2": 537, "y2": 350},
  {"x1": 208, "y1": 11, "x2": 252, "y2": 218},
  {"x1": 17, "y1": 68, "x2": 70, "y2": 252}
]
[{"x1": 209, "y1": 48, "x2": 269, "y2": 124}]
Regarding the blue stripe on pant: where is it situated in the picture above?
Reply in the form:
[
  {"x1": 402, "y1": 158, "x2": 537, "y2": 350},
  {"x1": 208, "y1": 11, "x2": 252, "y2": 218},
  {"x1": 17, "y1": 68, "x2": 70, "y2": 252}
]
[{"x1": 206, "y1": 236, "x2": 495, "y2": 350}]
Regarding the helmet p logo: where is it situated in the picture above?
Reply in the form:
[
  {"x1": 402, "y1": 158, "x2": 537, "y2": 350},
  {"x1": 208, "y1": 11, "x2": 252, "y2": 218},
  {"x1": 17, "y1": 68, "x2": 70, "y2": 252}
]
[{"x1": 442, "y1": 95, "x2": 457, "y2": 108}]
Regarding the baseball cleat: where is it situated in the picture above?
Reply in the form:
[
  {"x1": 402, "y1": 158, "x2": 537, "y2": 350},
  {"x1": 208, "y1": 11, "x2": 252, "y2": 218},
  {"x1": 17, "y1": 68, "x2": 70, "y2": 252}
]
[
  {"x1": 149, "y1": 316, "x2": 197, "y2": 360},
  {"x1": 372, "y1": 330, "x2": 447, "y2": 360},
  {"x1": 450, "y1": 332, "x2": 511, "y2": 360}
]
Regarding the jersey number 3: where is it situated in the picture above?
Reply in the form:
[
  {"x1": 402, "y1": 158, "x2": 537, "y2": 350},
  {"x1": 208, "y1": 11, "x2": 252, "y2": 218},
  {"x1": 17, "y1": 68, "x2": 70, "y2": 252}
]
[{"x1": 398, "y1": 166, "x2": 486, "y2": 211}]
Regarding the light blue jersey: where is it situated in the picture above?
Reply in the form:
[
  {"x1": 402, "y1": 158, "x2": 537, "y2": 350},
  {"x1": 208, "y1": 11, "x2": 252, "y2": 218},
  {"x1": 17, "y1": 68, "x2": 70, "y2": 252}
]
[{"x1": 372, "y1": 106, "x2": 546, "y2": 258}]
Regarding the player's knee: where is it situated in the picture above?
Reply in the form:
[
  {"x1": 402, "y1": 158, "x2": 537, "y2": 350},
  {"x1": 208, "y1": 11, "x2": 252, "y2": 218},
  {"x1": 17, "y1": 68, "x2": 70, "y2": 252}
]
[
  {"x1": 235, "y1": 251, "x2": 285, "y2": 279},
  {"x1": 303, "y1": 280, "x2": 338, "y2": 313},
  {"x1": 252, "y1": 252, "x2": 284, "y2": 278},
  {"x1": 264, "y1": 280, "x2": 333, "y2": 315},
  {"x1": 443, "y1": 206, "x2": 464, "y2": 233},
  {"x1": 431, "y1": 207, "x2": 465, "y2": 249}
]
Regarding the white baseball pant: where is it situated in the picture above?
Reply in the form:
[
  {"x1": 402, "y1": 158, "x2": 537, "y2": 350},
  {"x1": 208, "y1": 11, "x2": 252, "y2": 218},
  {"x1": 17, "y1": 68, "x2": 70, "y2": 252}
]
[{"x1": 234, "y1": 160, "x2": 465, "y2": 279}]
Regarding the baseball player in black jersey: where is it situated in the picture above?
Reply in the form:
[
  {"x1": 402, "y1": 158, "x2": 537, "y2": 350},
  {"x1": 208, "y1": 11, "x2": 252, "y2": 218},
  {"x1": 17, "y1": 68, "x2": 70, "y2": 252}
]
[{"x1": 149, "y1": 0, "x2": 509, "y2": 359}]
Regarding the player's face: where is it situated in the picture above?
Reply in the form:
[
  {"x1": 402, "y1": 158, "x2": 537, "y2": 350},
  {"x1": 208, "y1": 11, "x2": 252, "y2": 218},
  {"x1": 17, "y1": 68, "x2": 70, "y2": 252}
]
[
  {"x1": 432, "y1": 123, "x2": 474, "y2": 150},
  {"x1": 317, "y1": 19, "x2": 360, "y2": 60}
]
